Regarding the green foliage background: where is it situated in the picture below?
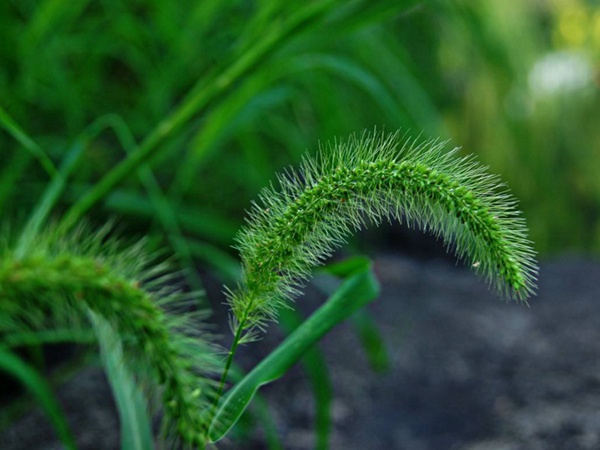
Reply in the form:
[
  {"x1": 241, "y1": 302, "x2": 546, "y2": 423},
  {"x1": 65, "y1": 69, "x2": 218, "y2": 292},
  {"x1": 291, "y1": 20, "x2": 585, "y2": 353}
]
[
  {"x1": 0, "y1": 0, "x2": 594, "y2": 447},
  {"x1": 2, "y1": 0, "x2": 598, "y2": 262}
]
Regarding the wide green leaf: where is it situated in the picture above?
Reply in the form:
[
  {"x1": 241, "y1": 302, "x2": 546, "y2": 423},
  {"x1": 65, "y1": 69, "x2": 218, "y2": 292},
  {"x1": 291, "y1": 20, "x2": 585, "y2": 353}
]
[{"x1": 279, "y1": 308, "x2": 333, "y2": 450}]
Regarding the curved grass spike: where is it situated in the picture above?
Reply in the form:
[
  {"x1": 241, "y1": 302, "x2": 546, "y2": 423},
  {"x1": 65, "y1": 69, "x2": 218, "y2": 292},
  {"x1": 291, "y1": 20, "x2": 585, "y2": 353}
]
[
  {"x1": 0, "y1": 224, "x2": 218, "y2": 447},
  {"x1": 227, "y1": 130, "x2": 538, "y2": 342}
]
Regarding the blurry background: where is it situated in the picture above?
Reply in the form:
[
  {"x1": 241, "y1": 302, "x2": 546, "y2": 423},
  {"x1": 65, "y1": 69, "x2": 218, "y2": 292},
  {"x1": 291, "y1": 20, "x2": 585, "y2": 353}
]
[
  {"x1": 1, "y1": 0, "x2": 599, "y2": 262},
  {"x1": 1, "y1": 0, "x2": 600, "y2": 448}
]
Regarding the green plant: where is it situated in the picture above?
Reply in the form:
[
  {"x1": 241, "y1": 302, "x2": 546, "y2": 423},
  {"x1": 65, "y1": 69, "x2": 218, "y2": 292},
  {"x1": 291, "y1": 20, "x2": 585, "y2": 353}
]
[
  {"x1": 1, "y1": 2, "x2": 550, "y2": 448},
  {"x1": 0, "y1": 130, "x2": 537, "y2": 448},
  {"x1": 0, "y1": 0, "x2": 437, "y2": 266}
]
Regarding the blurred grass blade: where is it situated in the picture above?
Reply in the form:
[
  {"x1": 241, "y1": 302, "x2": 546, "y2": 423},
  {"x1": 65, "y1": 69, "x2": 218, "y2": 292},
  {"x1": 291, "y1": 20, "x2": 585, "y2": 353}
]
[
  {"x1": 0, "y1": 347, "x2": 77, "y2": 450},
  {"x1": 355, "y1": 30, "x2": 441, "y2": 132},
  {"x1": 2, "y1": 329, "x2": 96, "y2": 348},
  {"x1": 351, "y1": 309, "x2": 390, "y2": 373},
  {"x1": 91, "y1": 314, "x2": 154, "y2": 450},
  {"x1": 87, "y1": 114, "x2": 204, "y2": 290},
  {"x1": 250, "y1": 395, "x2": 285, "y2": 450},
  {"x1": 0, "y1": 105, "x2": 58, "y2": 177},
  {"x1": 326, "y1": 0, "x2": 420, "y2": 33},
  {"x1": 317, "y1": 258, "x2": 390, "y2": 373},
  {"x1": 172, "y1": 79, "x2": 291, "y2": 198},
  {"x1": 289, "y1": 54, "x2": 411, "y2": 126},
  {"x1": 208, "y1": 259, "x2": 380, "y2": 443},
  {"x1": 15, "y1": 142, "x2": 85, "y2": 258},
  {"x1": 279, "y1": 308, "x2": 333, "y2": 450},
  {"x1": 16, "y1": 115, "x2": 132, "y2": 257},
  {"x1": 105, "y1": 190, "x2": 238, "y2": 245},
  {"x1": 317, "y1": 255, "x2": 373, "y2": 277}
]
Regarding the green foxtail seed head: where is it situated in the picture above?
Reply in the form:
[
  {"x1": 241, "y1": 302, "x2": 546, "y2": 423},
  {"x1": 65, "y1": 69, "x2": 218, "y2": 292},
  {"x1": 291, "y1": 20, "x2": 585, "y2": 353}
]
[
  {"x1": 0, "y1": 224, "x2": 218, "y2": 447},
  {"x1": 227, "y1": 130, "x2": 538, "y2": 341}
]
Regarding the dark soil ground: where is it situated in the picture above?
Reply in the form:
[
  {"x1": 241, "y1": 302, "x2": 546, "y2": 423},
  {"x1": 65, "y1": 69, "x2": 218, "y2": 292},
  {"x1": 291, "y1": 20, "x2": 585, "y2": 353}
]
[{"x1": 2, "y1": 255, "x2": 600, "y2": 449}]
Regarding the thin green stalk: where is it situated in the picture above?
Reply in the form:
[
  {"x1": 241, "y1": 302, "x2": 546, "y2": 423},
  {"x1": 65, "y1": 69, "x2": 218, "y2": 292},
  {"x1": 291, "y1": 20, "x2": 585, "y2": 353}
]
[{"x1": 210, "y1": 311, "x2": 250, "y2": 418}]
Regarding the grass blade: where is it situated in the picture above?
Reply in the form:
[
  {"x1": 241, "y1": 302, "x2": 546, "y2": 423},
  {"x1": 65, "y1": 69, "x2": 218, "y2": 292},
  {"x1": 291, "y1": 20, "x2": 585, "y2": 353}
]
[
  {"x1": 279, "y1": 308, "x2": 333, "y2": 450},
  {"x1": 86, "y1": 114, "x2": 205, "y2": 290},
  {"x1": 2, "y1": 330, "x2": 96, "y2": 348},
  {"x1": 0, "y1": 105, "x2": 58, "y2": 178},
  {"x1": 91, "y1": 313, "x2": 154, "y2": 450},
  {"x1": 318, "y1": 257, "x2": 391, "y2": 373},
  {"x1": 105, "y1": 190, "x2": 238, "y2": 245},
  {"x1": 0, "y1": 347, "x2": 77, "y2": 450},
  {"x1": 15, "y1": 142, "x2": 85, "y2": 258},
  {"x1": 208, "y1": 260, "x2": 379, "y2": 442},
  {"x1": 351, "y1": 309, "x2": 390, "y2": 373}
]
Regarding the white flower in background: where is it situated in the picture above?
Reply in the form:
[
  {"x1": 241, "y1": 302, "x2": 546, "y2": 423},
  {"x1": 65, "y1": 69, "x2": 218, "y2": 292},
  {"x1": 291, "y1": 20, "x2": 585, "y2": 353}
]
[{"x1": 528, "y1": 50, "x2": 595, "y2": 98}]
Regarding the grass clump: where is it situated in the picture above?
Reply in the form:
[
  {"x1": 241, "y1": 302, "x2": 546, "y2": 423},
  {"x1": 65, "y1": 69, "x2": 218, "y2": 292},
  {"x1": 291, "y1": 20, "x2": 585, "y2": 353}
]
[
  {"x1": 1, "y1": 130, "x2": 538, "y2": 448},
  {"x1": 0, "y1": 132, "x2": 537, "y2": 448}
]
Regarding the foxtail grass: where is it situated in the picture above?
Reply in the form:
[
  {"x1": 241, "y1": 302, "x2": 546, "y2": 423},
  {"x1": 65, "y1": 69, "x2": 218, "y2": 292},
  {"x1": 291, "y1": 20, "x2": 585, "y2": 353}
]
[
  {"x1": 1, "y1": 130, "x2": 538, "y2": 448},
  {"x1": 227, "y1": 131, "x2": 537, "y2": 341},
  {"x1": 0, "y1": 224, "x2": 218, "y2": 447}
]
